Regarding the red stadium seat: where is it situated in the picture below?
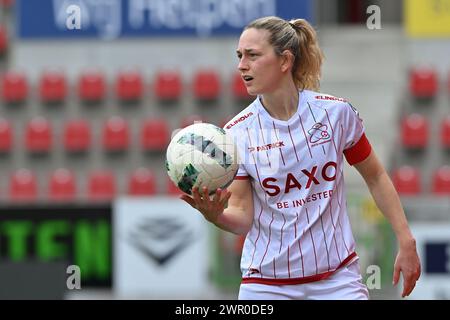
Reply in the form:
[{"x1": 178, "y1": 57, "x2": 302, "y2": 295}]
[
  {"x1": 0, "y1": 24, "x2": 8, "y2": 55},
  {"x1": 64, "y1": 119, "x2": 91, "y2": 152},
  {"x1": 103, "y1": 117, "x2": 129, "y2": 152},
  {"x1": 409, "y1": 67, "x2": 438, "y2": 99},
  {"x1": 166, "y1": 176, "x2": 183, "y2": 196},
  {"x1": 154, "y1": 70, "x2": 182, "y2": 101},
  {"x1": 49, "y1": 169, "x2": 76, "y2": 201},
  {"x1": 440, "y1": 115, "x2": 450, "y2": 149},
  {"x1": 141, "y1": 119, "x2": 170, "y2": 151},
  {"x1": 115, "y1": 70, "x2": 143, "y2": 101},
  {"x1": 0, "y1": 118, "x2": 12, "y2": 152},
  {"x1": 392, "y1": 166, "x2": 421, "y2": 195},
  {"x1": 78, "y1": 70, "x2": 105, "y2": 102},
  {"x1": 432, "y1": 166, "x2": 450, "y2": 195},
  {"x1": 25, "y1": 117, "x2": 52, "y2": 153},
  {"x1": 88, "y1": 171, "x2": 116, "y2": 201},
  {"x1": 401, "y1": 113, "x2": 428, "y2": 150},
  {"x1": 231, "y1": 72, "x2": 252, "y2": 100},
  {"x1": 180, "y1": 115, "x2": 206, "y2": 128},
  {"x1": 128, "y1": 168, "x2": 157, "y2": 196},
  {"x1": 193, "y1": 69, "x2": 221, "y2": 100},
  {"x1": 9, "y1": 169, "x2": 37, "y2": 201},
  {"x1": 39, "y1": 70, "x2": 67, "y2": 103},
  {"x1": 1, "y1": 71, "x2": 28, "y2": 103},
  {"x1": 0, "y1": 0, "x2": 14, "y2": 9}
]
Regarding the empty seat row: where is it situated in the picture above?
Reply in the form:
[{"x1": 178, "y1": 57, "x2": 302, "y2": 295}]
[
  {"x1": 392, "y1": 165, "x2": 450, "y2": 196},
  {"x1": 0, "y1": 115, "x2": 235, "y2": 153},
  {"x1": 400, "y1": 113, "x2": 450, "y2": 150},
  {"x1": 409, "y1": 67, "x2": 450, "y2": 99},
  {"x1": 0, "y1": 70, "x2": 253, "y2": 104},
  {"x1": 5, "y1": 168, "x2": 183, "y2": 202},
  {"x1": 0, "y1": 117, "x2": 172, "y2": 152}
]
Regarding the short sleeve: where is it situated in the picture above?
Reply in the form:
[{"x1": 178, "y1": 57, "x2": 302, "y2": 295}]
[
  {"x1": 342, "y1": 103, "x2": 372, "y2": 166},
  {"x1": 224, "y1": 125, "x2": 250, "y2": 180}
]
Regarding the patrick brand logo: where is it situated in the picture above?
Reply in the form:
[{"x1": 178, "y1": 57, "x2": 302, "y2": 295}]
[
  {"x1": 308, "y1": 123, "x2": 331, "y2": 145},
  {"x1": 248, "y1": 141, "x2": 284, "y2": 152}
]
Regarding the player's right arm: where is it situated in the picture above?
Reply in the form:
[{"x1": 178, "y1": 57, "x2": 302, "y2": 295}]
[{"x1": 180, "y1": 179, "x2": 254, "y2": 235}]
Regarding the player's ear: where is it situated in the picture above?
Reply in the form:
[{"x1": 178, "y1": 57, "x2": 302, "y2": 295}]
[{"x1": 280, "y1": 50, "x2": 294, "y2": 73}]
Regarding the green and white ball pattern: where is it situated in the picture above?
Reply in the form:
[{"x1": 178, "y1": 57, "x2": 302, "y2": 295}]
[{"x1": 166, "y1": 123, "x2": 239, "y2": 195}]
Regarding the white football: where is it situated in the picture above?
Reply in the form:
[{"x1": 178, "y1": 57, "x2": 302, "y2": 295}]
[{"x1": 166, "y1": 123, "x2": 239, "y2": 195}]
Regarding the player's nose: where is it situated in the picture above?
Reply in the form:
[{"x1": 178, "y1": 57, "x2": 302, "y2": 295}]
[{"x1": 238, "y1": 58, "x2": 249, "y2": 72}]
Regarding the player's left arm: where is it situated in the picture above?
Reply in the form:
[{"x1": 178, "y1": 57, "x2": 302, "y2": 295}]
[{"x1": 353, "y1": 149, "x2": 421, "y2": 298}]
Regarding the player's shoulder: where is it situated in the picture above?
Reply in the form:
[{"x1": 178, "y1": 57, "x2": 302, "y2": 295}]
[
  {"x1": 223, "y1": 99, "x2": 259, "y2": 132},
  {"x1": 303, "y1": 90, "x2": 357, "y2": 118},
  {"x1": 303, "y1": 90, "x2": 350, "y2": 109}
]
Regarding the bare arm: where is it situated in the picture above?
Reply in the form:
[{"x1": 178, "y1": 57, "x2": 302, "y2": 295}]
[
  {"x1": 354, "y1": 150, "x2": 421, "y2": 298},
  {"x1": 180, "y1": 179, "x2": 254, "y2": 235}
]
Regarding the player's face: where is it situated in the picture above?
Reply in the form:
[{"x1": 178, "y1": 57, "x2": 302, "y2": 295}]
[{"x1": 236, "y1": 28, "x2": 285, "y2": 96}]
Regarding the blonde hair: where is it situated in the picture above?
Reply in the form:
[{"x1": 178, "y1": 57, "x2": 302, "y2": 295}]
[{"x1": 245, "y1": 16, "x2": 324, "y2": 91}]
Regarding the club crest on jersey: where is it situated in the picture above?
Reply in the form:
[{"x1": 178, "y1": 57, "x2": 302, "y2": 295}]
[{"x1": 308, "y1": 122, "x2": 331, "y2": 145}]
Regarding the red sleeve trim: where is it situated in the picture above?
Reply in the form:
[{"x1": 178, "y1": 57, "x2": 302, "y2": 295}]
[
  {"x1": 234, "y1": 175, "x2": 249, "y2": 180},
  {"x1": 344, "y1": 133, "x2": 372, "y2": 166}
]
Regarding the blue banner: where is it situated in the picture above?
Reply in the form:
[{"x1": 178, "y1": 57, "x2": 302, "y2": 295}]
[{"x1": 17, "y1": 0, "x2": 313, "y2": 39}]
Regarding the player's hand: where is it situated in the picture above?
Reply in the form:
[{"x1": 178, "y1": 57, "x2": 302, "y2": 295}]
[
  {"x1": 179, "y1": 186, "x2": 232, "y2": 223},
  {"x1": 392, "y1": 239, "x2": 421, "y2": 298}
]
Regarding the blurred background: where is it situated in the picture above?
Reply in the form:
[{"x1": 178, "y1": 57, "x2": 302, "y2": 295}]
[{"x1": 0, "y1": 0, "x2": 448, "y2": 300}]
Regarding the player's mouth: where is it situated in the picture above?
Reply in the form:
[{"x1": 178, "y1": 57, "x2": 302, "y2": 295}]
[{"x1": 242, "y1": 75, "x2": 254, "y2": 85}]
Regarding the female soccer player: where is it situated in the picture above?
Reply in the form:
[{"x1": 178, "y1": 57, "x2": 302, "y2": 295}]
[{"x1": 180, "y1": 16, "x2": 421, "y2": 300}]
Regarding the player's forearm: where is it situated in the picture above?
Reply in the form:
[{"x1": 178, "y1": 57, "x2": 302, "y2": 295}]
[
  {"x1": 214, "y1": 207, "x2": 253, "y2": 235},
  {"x1": 365, "y1": 171, "x2": 415, "y2": 247}
]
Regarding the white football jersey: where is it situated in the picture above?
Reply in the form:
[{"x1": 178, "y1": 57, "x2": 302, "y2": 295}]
[{"x1": 224, "y1": 90, "x2": 372, "y2": 285}]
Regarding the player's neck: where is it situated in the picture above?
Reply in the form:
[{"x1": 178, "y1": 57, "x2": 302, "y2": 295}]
[{"x1": 260, "y1": 84, "x2": 299, "y2": 121}]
